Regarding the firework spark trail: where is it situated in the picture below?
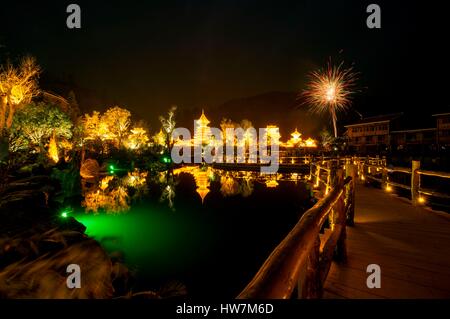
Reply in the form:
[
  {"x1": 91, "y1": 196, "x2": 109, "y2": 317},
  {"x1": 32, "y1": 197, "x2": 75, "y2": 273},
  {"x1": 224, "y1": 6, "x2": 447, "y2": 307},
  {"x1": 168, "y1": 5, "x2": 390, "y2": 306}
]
[{"x1": 302, "y1": 60, "x2": 358, "y2": 138}]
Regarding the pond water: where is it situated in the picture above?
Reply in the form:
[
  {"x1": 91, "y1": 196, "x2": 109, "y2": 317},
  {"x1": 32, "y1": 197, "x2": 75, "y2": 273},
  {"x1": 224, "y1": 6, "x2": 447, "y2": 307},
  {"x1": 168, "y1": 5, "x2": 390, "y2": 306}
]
[{"x1": 74, "y1": 166, "x2": 315, "y2": 298}]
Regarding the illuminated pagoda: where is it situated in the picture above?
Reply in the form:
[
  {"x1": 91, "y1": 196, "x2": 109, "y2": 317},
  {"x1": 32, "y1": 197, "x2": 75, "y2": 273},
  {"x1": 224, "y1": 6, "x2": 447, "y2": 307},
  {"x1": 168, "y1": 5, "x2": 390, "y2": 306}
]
[
  {"x1": 304, "y1": 137, "x2": 317, "y2": 148},
  {"x1": 285, "y1": 128, "x2": 302, "y2": 147},
  {"x1": 194, "y1": 109, "x2": 212, "y2": 146},
  {"x1": 194, "y1": 169, "x2": 210, "y2": 203}
]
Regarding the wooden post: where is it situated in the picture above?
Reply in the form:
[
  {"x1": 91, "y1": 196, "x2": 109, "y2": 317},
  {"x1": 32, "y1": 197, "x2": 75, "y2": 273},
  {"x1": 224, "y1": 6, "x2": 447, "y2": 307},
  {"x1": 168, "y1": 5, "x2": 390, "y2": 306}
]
[
  {"x1": 315, "y1": 164, "x2": 320, "y2": 187},
  {"x1": 411, "y1": 160, "x2": 421, "y2": 205},
  {"x1": 333, "y1": 169, "x2": 347, "y2": 261},
  {"x1": 345, "y1": 163, "x2": 356, "y2": 226},
  {"x1": 362, "y1": 157, "x2": 369, "y2": 182},
  {"x1": 298, "y1": 235, "x2": 321, "y2": 298},
  {"x1": 382, "y1": 167, "x2": 388, "y2": 189}
]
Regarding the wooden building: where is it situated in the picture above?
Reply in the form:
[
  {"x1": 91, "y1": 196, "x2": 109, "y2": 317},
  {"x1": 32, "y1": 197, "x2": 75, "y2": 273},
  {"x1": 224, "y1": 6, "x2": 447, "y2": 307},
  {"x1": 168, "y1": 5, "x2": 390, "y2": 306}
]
[
  {"x1": 433, "y1": 113, "x2": 450, "y2": 148},
  {"x1": 344, "y1": 113, "x2": 403, "y2": 153}
]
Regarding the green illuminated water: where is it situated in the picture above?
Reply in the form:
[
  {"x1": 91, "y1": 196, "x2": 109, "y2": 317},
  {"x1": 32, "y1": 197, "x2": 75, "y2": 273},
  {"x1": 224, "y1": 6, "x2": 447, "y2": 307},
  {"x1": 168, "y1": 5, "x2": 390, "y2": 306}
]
[{"x1": 73, "y1": 170, "x2": 313, "y2": 297}]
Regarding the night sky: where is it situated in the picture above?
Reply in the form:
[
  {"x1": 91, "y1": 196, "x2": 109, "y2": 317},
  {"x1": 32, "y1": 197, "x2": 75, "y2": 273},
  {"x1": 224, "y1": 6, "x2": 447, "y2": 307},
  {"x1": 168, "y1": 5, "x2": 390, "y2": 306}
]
[{"x1": 1, "y1": 0, "x2": 448, "y2": 133}]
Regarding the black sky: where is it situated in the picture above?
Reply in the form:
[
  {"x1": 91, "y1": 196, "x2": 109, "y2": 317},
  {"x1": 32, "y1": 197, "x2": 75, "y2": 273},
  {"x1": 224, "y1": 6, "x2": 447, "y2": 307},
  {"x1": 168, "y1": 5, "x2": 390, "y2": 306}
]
[{"x1": 0, "y1": 0, "x2": 448, "y2": 131}]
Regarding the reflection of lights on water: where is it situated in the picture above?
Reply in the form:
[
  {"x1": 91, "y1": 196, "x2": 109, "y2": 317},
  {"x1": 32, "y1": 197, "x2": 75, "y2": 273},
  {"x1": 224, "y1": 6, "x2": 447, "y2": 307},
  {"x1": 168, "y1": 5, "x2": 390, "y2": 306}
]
[{"x1": 265, "y1": 179, "x2": 279, "y2": 188}]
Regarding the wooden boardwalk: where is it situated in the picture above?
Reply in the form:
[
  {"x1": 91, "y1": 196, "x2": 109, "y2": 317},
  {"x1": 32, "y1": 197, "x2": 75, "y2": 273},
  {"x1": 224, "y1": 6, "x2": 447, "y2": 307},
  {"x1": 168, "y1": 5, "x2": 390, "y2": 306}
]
[{"x1": 323, "y1": 183, "x2": 450, "y2": 299}]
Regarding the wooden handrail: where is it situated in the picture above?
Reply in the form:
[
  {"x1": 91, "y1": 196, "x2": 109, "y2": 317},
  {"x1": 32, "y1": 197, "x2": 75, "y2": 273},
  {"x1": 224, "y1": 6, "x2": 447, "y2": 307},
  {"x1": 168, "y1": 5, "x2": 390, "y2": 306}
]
[
  {"x1": 237, "y1": 175, "x2": 352, "y2": 299},
  {"x1": 417, "y1": 169, "x2": 450, "y2": 179}
]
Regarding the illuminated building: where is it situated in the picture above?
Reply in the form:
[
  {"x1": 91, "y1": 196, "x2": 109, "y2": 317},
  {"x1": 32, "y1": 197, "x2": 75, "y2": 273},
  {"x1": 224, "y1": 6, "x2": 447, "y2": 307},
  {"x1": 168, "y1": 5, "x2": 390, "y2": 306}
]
[{"x1": 194, "y1": 110, "x2": 211, "y2": 146}]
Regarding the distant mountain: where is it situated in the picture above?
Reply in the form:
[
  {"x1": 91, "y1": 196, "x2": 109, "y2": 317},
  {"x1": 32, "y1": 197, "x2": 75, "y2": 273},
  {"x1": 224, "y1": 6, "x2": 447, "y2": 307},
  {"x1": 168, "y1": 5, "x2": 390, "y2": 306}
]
[
  {"x1": 177, "y1": 92, "x2": 329, "y2": 139},
  {"x1": 39, "y1": 74, "x2": 118, "y2": 114}
]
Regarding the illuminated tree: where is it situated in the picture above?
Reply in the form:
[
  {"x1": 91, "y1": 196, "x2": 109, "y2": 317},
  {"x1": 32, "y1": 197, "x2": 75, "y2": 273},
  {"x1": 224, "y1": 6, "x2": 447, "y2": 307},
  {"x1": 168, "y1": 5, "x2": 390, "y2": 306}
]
[
  {"x1": 47, "y1": 132, "x2": 59, "y2": 163},
  {"x1": 9, "y1": 102, "x2": 73, "y2": 154},
  {"x1": 159, "y1": 105, "x2": 177, "y2": 148},
  {"x1": 0, "y1": 56, "x2": 40, "y2": 133},
  {"x1": 220, "y1": 118, "x2": 236, "y2": 143},
  {"x1": 102, "y1": 106, "x2": 131, "y2": 148},
  {"x1": 125, "y1": 127, "x2": 149, "y2": 150},
  {"x1": 320, "y1": 128, "x2": 334, "y2": 151},
  {"x1": 82, "y1": 111, "x2": 102, "y2": 141},
  {"x1": 240, "y1": 119, "x2": 253, "y2": 130},
  {"x1": 153, "y1": 129, "x2": 167, "y2": 148}
]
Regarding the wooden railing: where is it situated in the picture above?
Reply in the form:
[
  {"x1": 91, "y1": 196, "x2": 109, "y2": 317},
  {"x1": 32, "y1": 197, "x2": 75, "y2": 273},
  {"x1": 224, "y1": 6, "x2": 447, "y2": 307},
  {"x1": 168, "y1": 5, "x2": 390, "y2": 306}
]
[
  {"x1": 238, "y1": 171, "x2": 354, "y2": 299},
  {"x1": 356, "y1": 156, "x2": 450, "y2": 205}
]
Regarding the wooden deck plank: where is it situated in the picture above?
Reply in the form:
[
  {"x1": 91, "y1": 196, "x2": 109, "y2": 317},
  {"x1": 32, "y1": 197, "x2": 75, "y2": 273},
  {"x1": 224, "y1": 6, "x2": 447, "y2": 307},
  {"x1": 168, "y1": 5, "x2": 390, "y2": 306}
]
[{"x1": 323, "y1": 183, "x2": 450, "y2": 299}]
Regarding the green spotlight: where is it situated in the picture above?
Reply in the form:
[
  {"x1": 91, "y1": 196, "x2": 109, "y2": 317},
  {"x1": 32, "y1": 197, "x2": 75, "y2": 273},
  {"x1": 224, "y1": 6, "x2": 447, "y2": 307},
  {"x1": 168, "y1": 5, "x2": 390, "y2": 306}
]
[{"x1": 60, "y1": 207, "x2": 73, "y2": 219}]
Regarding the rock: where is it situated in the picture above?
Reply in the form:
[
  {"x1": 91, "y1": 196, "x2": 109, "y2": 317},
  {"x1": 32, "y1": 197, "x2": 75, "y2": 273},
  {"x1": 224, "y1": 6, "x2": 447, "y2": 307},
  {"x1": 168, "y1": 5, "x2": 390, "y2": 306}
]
[
  {"x1": 80, "y1": 159, "x2": 100, "y2": 179},
  {"x1": 58, "y1": 217, "x2": 87, "y2": 234}
]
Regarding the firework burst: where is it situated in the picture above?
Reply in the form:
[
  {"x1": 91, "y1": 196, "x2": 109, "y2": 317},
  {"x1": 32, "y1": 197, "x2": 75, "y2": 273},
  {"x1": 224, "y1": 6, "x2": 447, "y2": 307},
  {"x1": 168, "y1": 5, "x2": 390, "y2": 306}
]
[{"x1": 302, "y1": 60, "x2": 358, "y2": 138}]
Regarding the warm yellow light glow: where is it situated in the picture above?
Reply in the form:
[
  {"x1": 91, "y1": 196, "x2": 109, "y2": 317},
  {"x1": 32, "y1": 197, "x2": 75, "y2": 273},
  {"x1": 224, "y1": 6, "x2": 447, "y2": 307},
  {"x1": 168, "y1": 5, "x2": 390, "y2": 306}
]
[
  {"x1": 47, "y1": 133, "x2": 59, "y2": 163},
  {"x1": 99, "y1": 176, "x2": 113, "y2": 191},
  {"x1": 361, "y1": 175, "x2": 365, "y2": 181},
  {"x1": 266, "y1": 125, "x2": 280, "y2": 145},
  {"x1": 265, "y1": 179, "x2": 279, "y2": 188},
  {"x1": 304, "y1": 137, "x2": 317, "y2": 148},
  {"x1": 126, "y1": 127, "x2": 149, "y2": 150},
  {"x1": 290, "y1": 128, "x2": 302, "y2": 144},
  {"x1": 194, "y1": 168, "x2": 210, "y2": 203},
  {"x1": 418, "y1": 196, "x2": 426, "y2": 204},
  {"x1": 385, "y1": 185, "x2": 392, "y2": 192},
  {"x1": 325, "y1": 84, "x2": 336, "y2": 102},
  {"x1": 125, "y1": 170, "x2": 148, "y2": 187},
  {"x1": 194, "y1": 109, "x2": 212, "y2": 146}
]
